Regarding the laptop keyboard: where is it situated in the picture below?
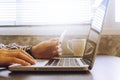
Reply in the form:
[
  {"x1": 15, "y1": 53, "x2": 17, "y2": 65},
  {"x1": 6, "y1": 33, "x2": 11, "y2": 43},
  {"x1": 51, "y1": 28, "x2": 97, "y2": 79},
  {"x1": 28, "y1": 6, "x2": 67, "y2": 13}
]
[{"x1": 45, "y1": 58, "x2": 83, "y2": 67}]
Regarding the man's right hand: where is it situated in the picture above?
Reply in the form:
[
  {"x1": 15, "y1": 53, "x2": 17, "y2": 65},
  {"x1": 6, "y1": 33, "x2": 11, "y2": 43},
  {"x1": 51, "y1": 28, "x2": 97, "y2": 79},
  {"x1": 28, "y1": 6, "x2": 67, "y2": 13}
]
[{"x1": 0, "y1": 49, "x2": 35, "y2": 67}]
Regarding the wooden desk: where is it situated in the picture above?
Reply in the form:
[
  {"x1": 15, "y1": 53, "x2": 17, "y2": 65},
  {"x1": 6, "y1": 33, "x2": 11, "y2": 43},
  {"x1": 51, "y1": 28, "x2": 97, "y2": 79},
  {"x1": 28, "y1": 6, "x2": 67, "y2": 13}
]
[{"x1": 0, "y1": 55, "x2": 120, "y2": 80}]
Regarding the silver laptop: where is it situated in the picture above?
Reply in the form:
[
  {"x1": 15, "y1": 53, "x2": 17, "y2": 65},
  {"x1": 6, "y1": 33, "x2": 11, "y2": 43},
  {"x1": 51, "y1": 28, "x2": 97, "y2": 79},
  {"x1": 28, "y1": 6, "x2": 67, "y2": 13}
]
[{"x1": 9, "y1": 0, "x2": 109, "y2": 71}]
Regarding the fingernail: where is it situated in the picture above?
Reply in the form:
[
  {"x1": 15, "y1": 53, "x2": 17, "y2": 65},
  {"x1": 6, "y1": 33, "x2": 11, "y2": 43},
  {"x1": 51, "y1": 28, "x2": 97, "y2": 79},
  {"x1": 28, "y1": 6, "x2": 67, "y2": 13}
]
[
  {"x1": 32, "y1": 60, "x2": 36, "y2": 64},
  {"x1": 30, "y1": 59, "x2": 36, "y2": 64},
  {"x1": 24, "y1": 63, "x2": 30, "y2": 66}
]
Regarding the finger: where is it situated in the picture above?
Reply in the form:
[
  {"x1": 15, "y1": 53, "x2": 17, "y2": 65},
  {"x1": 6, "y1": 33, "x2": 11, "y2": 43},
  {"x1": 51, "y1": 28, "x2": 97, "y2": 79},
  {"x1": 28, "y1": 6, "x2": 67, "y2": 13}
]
[
  {"x1": 51, "y1": 39, "x2": 59, "y2": 46},
  {"x1": 46, "y1": 45, "x2": 58, "y2": 53},
  {"x1": 9, "y1": 57, "x2": 30, "y2": 66},
  {"x1": 58, "y1": 52, "x2": 62, "y2": 56},
  {"x1": 52, "y1": 50, "x2": 59, "y2": 57},
  {"x1": 8, "y1": 49, "x2": 34, "y2": 59},
  {"x1": 58, "y1": 48, "x2": 62, "y2": 52},
  {"x1": 52, "y1": 46, "x2": 62, "y2": 56},
  {"x1": 17, "y1": 52, "x2": 35, "y2": 65},
  {"x1": 54, "y1": 40, "x2": 59, "y2": 45},
  {"x1": 52, "y1": 46, "x2": 59, "y2": 51},
  {"x1": 21, "y1": 50, "x2": 35, "y2": 59},
  {"x1": 8, "y1": 51, "x2": 35, "y2": 65},
  {"x1": 21, "y1": 50, "x2": 36, "y2": 63},
  {"x1": 56, "y1": 46, "x2": 59, "y2": 50},
  {"x1": 58, "y1": 44, "x2": 61, "y2": 49},
  {"x1": 57, "y1": 48, "x2": 62, "y2": 56}
]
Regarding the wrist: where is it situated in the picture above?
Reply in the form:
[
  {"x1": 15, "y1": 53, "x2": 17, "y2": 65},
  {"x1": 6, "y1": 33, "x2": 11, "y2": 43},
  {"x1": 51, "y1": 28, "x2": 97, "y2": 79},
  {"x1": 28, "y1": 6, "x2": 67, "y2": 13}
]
[{"x1": 25, "y1": 46, "x2": 34, "y2": 58}]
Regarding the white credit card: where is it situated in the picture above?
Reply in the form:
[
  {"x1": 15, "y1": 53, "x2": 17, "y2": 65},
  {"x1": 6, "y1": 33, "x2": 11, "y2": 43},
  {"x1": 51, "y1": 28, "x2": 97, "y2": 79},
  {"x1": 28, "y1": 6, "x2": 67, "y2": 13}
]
[
  {"x1": 58, "y1": 30, "x2": 66, "y2": 55},
  {"x1": 59, "y1": 30, "x2": 66, "y2": 43}
]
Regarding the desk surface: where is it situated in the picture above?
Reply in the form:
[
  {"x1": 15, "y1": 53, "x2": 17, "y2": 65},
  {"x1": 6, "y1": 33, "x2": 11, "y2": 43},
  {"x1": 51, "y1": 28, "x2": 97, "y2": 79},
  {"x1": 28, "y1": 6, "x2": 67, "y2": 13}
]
[{"x1": 0, "y1": 55, "x2": 120, "y2": 80}]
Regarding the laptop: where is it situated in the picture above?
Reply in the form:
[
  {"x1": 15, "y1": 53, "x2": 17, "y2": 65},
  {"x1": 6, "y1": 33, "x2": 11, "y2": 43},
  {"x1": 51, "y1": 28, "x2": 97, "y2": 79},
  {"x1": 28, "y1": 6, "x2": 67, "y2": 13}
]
[{"x1": 9, "y1": 0, "x2": 109, "y2": 71}]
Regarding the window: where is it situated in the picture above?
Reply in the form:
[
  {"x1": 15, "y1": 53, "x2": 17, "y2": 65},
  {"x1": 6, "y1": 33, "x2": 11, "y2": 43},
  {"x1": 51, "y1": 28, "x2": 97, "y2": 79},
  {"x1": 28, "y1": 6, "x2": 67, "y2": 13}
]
[
  {"x1": 115, "y1": 0, "x2": 120, "y2": 22},
  {"x1": 0, "y1": 0, "x2": 16, "y2": 25},
  {"x1": 0, "y1": 0, "x2": 92, "y2": 26}
]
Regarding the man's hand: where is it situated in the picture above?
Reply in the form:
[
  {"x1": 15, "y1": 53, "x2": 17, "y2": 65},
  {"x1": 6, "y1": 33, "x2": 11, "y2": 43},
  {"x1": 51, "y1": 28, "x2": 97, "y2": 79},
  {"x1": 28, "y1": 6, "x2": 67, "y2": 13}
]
[
  {"x1": 31, "y1": 39, "x2": 60, "y2": 59},
  {"x1": 0, "y1": 49, "x2": 35, "y2": 67}
]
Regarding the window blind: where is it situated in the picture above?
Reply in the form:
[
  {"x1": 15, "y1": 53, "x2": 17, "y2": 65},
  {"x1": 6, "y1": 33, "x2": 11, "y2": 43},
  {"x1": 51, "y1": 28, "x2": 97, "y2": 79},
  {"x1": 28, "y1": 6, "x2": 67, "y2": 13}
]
[
  {"x1": 0, "y1": 0, "x2": 16, "y2": 25},
  {"x1": 0, "y1": 0, "x2": 92, "y2": 26}
]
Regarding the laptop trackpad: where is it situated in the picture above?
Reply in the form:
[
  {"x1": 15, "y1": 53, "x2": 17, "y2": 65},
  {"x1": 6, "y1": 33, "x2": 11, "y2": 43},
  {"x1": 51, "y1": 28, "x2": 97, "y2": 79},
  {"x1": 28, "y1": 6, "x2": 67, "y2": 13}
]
[{"x1": 30, "y1": 59, "x2": 49, "y2": 67}]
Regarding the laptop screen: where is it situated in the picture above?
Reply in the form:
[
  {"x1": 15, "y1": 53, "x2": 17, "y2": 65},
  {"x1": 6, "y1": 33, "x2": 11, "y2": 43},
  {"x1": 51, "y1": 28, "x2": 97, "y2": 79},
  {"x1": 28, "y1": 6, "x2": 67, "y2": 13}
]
[{"x1": 83, "y1": 0, "x2": 109, "y2": 69}]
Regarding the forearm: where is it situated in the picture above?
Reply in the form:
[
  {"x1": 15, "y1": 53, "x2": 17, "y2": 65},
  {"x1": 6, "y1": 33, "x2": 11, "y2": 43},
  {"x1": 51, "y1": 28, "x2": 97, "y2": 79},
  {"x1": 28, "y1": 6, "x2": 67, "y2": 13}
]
[{"x1": 0, "y1": 43, "x2": 33, "y2": 55}]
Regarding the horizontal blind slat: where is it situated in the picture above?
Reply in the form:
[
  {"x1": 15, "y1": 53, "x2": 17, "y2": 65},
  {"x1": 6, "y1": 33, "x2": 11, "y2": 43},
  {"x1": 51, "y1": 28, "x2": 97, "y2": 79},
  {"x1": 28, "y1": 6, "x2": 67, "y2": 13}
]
[{"x1": 0, "y1": 0, "x2": 92, "y2": 25}]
